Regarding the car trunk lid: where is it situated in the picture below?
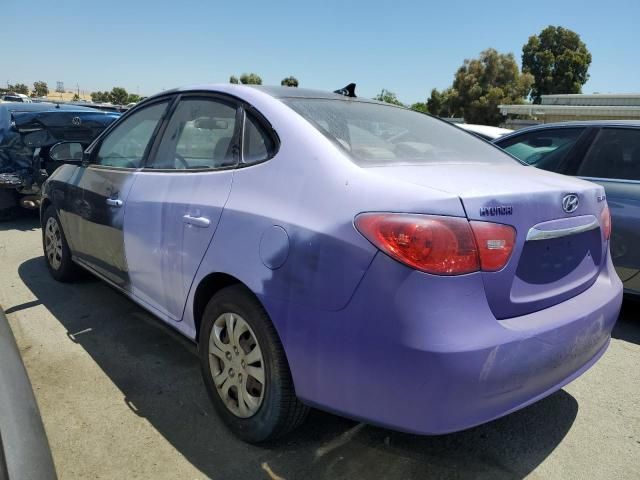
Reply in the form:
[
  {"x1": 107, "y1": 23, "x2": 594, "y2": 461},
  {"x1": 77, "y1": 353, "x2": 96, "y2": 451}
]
[
  {"x1": 11, "y1": 109, "x2": 119, "y2": 147},
  {"x1": 367, "y1": 163, "x2": 609, "y2": 319}
]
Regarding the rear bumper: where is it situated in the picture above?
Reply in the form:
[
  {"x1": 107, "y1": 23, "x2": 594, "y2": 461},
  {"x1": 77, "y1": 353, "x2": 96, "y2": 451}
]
[{"x1": 267, "y1": 252, "x2": 623, "y2": 435}]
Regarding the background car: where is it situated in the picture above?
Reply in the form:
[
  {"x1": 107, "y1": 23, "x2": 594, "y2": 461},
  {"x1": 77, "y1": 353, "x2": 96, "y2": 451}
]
[
  {"x1": 1, "y1": 93, "x2": 32, "y2": 103},
  {"x1": 494, "y1": 121, "x2": 640, "y2": 296},
  {"x1": 0, "y1": 102, "x2": 119, "y2": 218},
  {"x1": 41, "y1": 84, "x2": 621, "y2": 443}
]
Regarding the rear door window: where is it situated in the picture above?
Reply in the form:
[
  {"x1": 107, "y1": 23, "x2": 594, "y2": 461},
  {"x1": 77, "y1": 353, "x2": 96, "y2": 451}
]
[
  {"x1": 576, "y1": 128, "x2": 640, "y2": 181},
  {"x1": 497, "y1": 128, "x2": 586, "y2": 172}
]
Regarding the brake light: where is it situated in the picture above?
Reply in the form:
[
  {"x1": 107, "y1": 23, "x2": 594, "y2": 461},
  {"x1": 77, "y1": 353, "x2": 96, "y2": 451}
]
[
  {"x1": 469, "y1": 221, "x2": 516, "y2": 271},
  {"x1": 355, "y1": 213, "x2": 479, "y2": 275},
  {"x1": 601, "y1": 203, "x2": 611, "y2": 240},
  {"x1": 355, "y1": 213, "x2": 516, "y2": 275}
]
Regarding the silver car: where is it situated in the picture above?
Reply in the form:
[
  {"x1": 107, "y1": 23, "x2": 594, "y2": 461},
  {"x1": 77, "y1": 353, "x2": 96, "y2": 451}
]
[{"x1": 495, "y1": 121, "x2": 640, "y2": 295}]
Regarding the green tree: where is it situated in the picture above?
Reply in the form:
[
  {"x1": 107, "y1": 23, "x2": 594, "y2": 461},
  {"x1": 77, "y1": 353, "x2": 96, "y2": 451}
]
[
  {"x1": 72, "y1": 93, "x2": 80, "y2": 101},
  {"x1": 373, "y1": 89, "x2": 404, "y2": 106},
  {"x1": 90, "y1": 91, "x2": 110, "y2": 103},
  {"x1": 109, "y1": 87, "x2": 129, "y2": 105},
  {"x1": 9, "y1": 83, "x2": 29, "y2": 95},
  {"x1": 32, "y1": 81, "x2": 49, "y2": 97},
  {"x1": 410, "y1": 102, "x2": 428, "y2": 114},
  {"x1": 229, "y1": 75, "x2": 239, "y2": 84},
  {"x1": 522, "y1": 26, "x2": 592, "y2": 103},
  {"x1": 281, "y1": 76, "x2": 299, "y2": 87},
  {"x1": 426, "y1": 88, "x2": 460, "y2": 117},
  {"x1": 126, "y1": 93, "x2": 141, "y2": 104},
  {"x1": 447, "y1": 49, "x2": 533, "y2": 125},
  {"x1": 239, "y1": 73, "x2": 262, "y2": 85}
]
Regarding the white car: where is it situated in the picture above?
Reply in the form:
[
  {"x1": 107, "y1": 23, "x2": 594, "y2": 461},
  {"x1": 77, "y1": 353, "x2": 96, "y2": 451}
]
[
  {"x1": 1, "y1": 93, "x2": 32, "y2": 103},
  {"x1": 457, "y1": 123, "x2": 512, "y2": 141}
]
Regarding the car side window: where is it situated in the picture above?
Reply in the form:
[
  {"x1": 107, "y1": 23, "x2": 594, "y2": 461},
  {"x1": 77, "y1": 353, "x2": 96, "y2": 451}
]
[
  {"x1": 242, "y1": 111, "x2": 276, "y2": 165},
  {"x1": 498, "y1": 128, "x2": 585, "y2": 172},
  {"x1": 577, "y1": 128, "x2": 640, "y2": 181},
  {"x1": 95, "y1": 101, "x2": 168, "y2": 168},
  {"x1": 149, "y1": 98, "x2": 239, "y2": 170}
]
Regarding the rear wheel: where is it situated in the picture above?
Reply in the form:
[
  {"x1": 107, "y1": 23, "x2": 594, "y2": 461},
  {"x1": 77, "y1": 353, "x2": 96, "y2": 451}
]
[
  {"x1": 198, "y1": 285, "x2": 308, "y2": 442},
  {"x1": 42, "y1": 206, "x2": 81, "y2": 282}
]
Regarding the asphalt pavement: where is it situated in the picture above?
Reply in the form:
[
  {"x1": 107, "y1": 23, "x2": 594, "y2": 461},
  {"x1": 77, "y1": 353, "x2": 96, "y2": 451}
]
[{"x1": 0, "y1": 216, "x2": 638, "y2": 479}]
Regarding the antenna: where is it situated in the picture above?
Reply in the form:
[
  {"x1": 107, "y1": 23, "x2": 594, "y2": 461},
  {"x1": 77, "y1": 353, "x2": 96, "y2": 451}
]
[{"x1": 334, "y1": 83, "x2": 357, "y2": 98}]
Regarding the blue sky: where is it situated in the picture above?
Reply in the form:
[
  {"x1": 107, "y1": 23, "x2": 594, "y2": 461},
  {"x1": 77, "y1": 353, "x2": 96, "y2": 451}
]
[{"x1": 3, "y1": 0, "x2": 639, "y2": 103}]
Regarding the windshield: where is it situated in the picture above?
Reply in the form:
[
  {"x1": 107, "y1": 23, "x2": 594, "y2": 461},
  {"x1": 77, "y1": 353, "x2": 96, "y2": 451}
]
[{"x1": 283, "y1": 98, "x2": 517, "y2": 166}]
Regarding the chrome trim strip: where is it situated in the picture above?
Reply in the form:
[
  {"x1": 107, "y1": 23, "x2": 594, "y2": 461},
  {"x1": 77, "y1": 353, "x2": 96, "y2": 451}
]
[{"x1": 526, "y1": 218, "x2": 600, "y2": 241}]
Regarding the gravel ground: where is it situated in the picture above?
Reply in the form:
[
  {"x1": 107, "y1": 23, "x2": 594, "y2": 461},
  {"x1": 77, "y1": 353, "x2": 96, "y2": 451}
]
[{"x1": 0, "y1": 216, "x2": 638, "y2": 480}]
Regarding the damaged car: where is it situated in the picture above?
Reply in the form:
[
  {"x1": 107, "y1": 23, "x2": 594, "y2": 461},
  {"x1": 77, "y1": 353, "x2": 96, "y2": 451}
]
[{"x1": 0, "y1": 102, "x2": 119, "y2": 218}]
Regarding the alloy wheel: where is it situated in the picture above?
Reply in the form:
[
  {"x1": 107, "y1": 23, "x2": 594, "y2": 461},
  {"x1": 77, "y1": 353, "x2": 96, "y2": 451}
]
[
  {"x1": 44, "y1": 217, "x2": 63, "y2": 270},
  {"x1": 208, "y1": 312, "x2": 265, "y2": 418}
]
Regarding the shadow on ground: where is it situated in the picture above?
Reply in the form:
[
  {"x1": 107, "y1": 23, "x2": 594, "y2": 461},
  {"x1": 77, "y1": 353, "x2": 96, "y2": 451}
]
[
  {"x1": 0, "y1": 213, "x2": 39, "y2": 232},
  {"x1": 612, "y1": 298, "x2": 640, "y2": 345},
  {"x1": 16, "y1": 256, "x2": 579, "y2": 480}
]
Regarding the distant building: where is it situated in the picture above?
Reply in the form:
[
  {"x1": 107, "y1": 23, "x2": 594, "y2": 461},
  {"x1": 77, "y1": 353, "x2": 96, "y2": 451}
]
[{"x1": 499, "y1": 94, "x2": 640, "y2": 128}]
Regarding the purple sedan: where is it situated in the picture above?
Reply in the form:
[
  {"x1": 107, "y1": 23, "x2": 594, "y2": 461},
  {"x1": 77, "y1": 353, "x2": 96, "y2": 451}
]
[{"x1": 41, "y1": 84, "x2": 622, "y2": 442}]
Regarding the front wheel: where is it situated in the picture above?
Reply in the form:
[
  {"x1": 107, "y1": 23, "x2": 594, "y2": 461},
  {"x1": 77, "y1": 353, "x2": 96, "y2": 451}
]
[
  {"x1": 198, "y1": 285, "x2": 308, "y2": 443},
  {"x1": 42, "y1": 206, "x2": 81, "y2": 282}
]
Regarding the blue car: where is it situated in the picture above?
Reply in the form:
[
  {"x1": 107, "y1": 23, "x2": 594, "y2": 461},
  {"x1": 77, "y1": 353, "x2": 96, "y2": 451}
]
[
  {"x1": 42, "y1": 84, "x2": 622, "y2": 442},
  {"x1": 494, "y1": 121, "x2": 640, "y2": 296}
]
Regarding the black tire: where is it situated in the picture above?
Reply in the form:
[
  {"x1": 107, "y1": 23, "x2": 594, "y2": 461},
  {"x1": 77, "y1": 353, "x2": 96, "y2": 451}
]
[
  {"x1": 41, "y1": 205, "x2": 81, "y2": 282},
  {"x1": 198, "y1": 285, "x2": 308, "y2": 443}
]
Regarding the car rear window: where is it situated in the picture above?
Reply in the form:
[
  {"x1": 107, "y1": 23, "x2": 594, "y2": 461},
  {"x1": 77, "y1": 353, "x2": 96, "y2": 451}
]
[{"x1": 282, "y1": 98, "x2": 517, "y2": 166}]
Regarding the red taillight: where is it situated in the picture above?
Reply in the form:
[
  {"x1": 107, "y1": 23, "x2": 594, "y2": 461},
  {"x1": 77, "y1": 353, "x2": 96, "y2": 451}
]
[
  {"x1": 356, "y1": 213, "x2": 516, "y2": 275},
  {"x1": 355, "y1": 213, "x2": 479, "y2": 275},
  {"x1": 469, "y1": 221, "x2": 516, "y2": 271},
  {"x1": 601, "y1": 203, "x2": 611, "y2": 240}
]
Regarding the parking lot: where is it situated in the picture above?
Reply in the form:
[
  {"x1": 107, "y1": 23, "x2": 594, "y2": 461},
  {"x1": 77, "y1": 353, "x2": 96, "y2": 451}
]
[{"x1": 0, "y1": 215, "x2": 638, "y2": 480}]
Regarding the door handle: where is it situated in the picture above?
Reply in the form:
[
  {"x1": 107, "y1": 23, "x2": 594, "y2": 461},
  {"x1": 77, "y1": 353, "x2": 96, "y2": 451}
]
[
  {"x1": 182, "y1": 214, "x2": 210, "y2": 228},
  {"x1": 106, "y1": 198, "x2": 123, "y2": 207}
]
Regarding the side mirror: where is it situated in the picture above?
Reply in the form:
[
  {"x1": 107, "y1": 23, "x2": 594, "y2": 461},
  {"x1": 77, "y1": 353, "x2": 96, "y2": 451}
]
[{"x1": 49, "y1": 141, "x2": 86, "y2": 163}]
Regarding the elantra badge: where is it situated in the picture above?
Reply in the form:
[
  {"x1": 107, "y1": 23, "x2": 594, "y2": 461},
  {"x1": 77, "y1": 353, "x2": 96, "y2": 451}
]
[{"x1": 562, "y1": 194, "x2": 579, "y2": 213}]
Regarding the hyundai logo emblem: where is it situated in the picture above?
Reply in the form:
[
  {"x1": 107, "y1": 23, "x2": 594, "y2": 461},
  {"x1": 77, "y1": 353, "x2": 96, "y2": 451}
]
[
  {"x1": 72, "y1": 116, "x2": 82, "y2": 126},
  {"x1": 562, "y1": 194, "x2": 579, "y2": 213}
]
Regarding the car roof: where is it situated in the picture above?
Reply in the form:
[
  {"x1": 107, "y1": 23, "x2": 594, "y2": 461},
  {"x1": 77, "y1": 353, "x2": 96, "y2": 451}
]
[
  {"x1": 496, "y1": 120, "x2": 640, "y2": 142},
  {"x1": 249, "y1": 85, "x2": 367, "y2": 100},
  {"x1": 156, "y1": 83, "x2": 390, "y2": 106}
]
